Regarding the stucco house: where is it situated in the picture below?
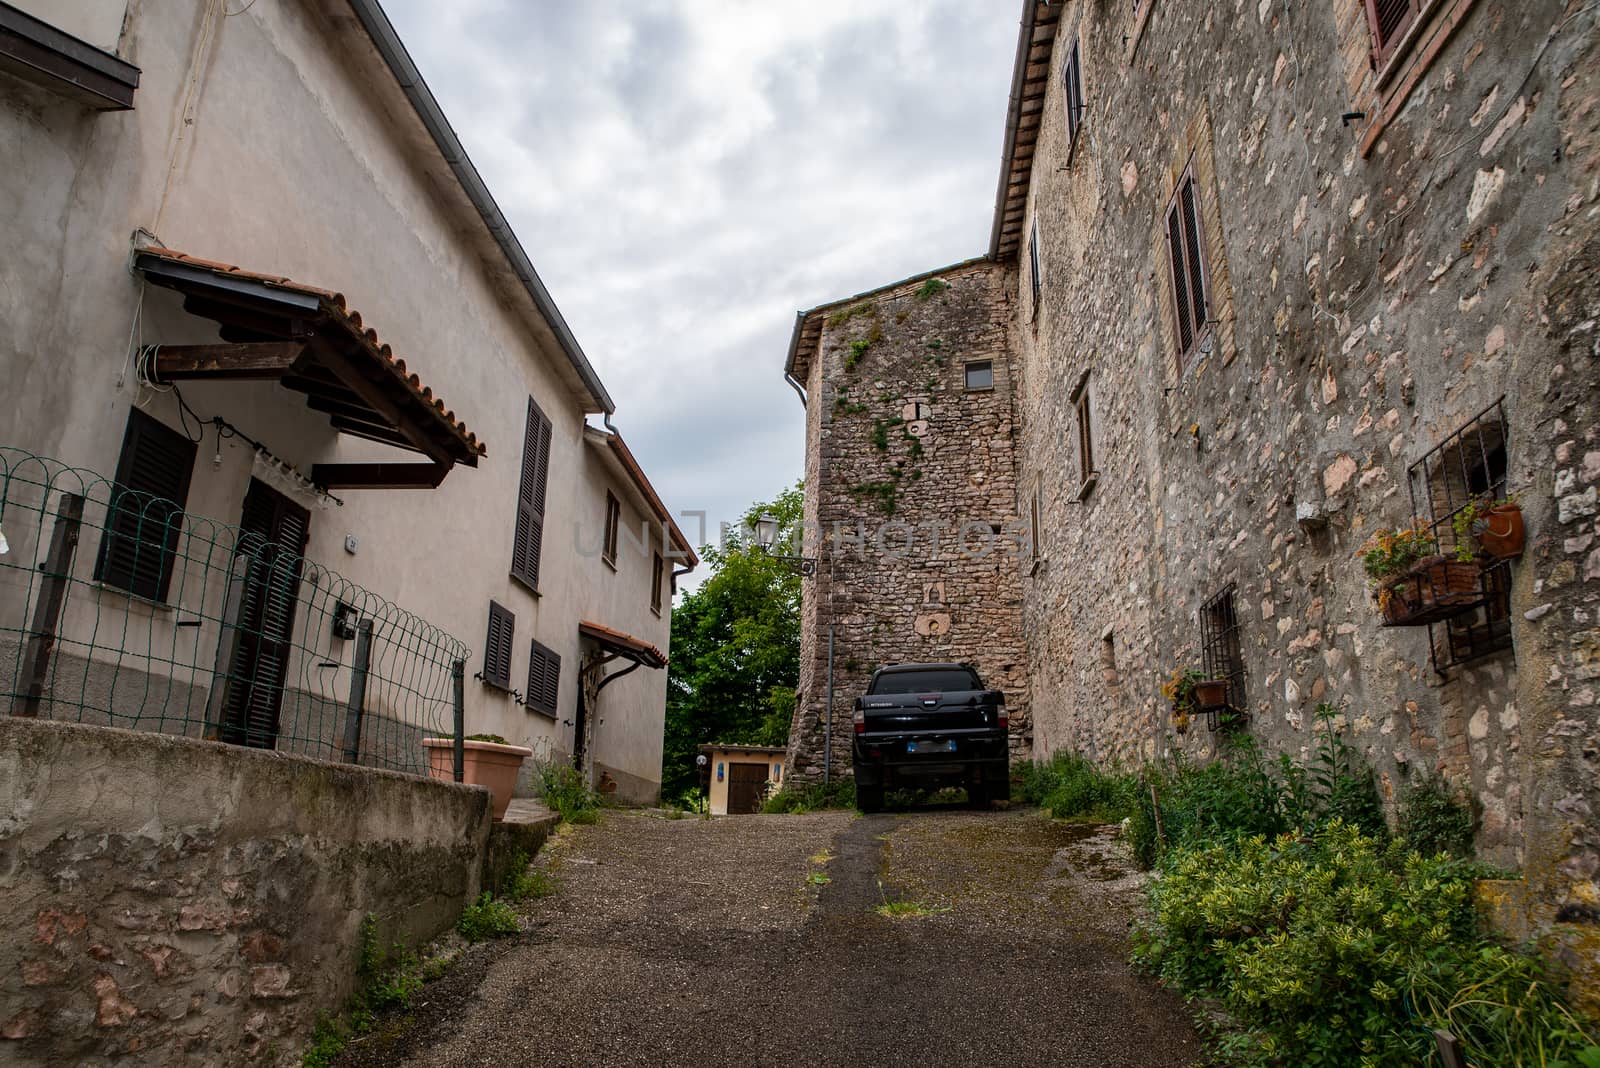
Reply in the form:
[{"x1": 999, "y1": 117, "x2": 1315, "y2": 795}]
[
  {"x1": 0, "y1": 0, "x2": 693, "y2": 803},
  {"x1": 699, "y1": 744, "x2": 785, "y2": 815}
]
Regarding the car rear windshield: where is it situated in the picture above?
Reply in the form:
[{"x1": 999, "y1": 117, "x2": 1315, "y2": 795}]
[{"x1": 869, "y1": 669, "x2": 982, "y2": 695}]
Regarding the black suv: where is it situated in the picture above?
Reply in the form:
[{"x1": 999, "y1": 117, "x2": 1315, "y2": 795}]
[{"x1": 851, "y1": 662, "x2": 1010, "y2": 812}]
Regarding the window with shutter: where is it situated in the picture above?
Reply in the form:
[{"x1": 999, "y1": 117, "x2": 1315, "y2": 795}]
[
  {"x1": 482, "y1": 601, "x2": 514, "y2": 690},
  {"x1": 95, "y1": 408, "x2": 197, "y2": 602},
  {"x1": 1363, "y1": 0, "x2": 1424, "y2": 69},
  {"x1": 1028, "y1": 221, "x2": 1042, "y2": 311},
  {"x1": 1062, "y1": 38, "x2": 1085, "y2": 157},
  {"x1": 651, "y1": 552, "x2": 664, "y2": 614},
  {"x1": 510, "y1": 398, "x2": 552, "y2": 592},
  {"x1": 1164, "y1": 167, "x2": 1211, "y2": 374},
  {"x1": 1072, "y1": 374, "x2": 1096, "y2": 496},
  {"x1": 526, "y1": 639, "x2": 560, "y2": 717},
  {"x1": 602, "y1": 492, "x2": 621, "y2": 568}
]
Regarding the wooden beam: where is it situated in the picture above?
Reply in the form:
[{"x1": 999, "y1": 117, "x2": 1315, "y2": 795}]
[
  {"x1": 151, "y1": 342, "x2": 306, "y2": 382},
  {"x1": 311, "y1": 462, "x2": 450, "y2": 490},
  {"x1": 181, "y1": 296, "x2": 315, "y2": 341},
  {"x1": 310, "y1": 337, "x2": 456, "y2": 466},
  {"x1": 327, "y1": 415, "x2": 422, "y2": 452}
]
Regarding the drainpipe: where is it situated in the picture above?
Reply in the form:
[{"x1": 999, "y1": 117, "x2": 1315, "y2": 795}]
[
  {"x1": 824, "y1": 626, "x2": 834, "y2": 786},
  {"x1": 784, "y1": 371, "x2": 807, "y2": 409}
]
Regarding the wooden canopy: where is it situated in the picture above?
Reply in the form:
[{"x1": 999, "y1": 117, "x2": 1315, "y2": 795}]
[{"x1": 136, "y1": 248, "x2": 485, "y2": 489}]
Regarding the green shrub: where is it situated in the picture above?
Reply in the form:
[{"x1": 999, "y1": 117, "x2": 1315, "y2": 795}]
[
  {"x1": 761, "y1": 779, "x2": 856, "y2": 814},
  {"x1": 1397, "y1": 772, "x2": 1477, "y2": 859},
  {"x1": 500, "y1": 850, "x2": 555, "y2": 902},
  {"x1": 457, "y1": 892, "x2": 519, "y2": 942},
  {"x1": 1132, "y1": 823, "x2": 1599, "y2": 1067},
  {"x1": 530, "y1": 758, "x2": 604, "y2": 824},
  {"x1": 1018, "y1": 751, "x2": 1138, "y2": 821}
]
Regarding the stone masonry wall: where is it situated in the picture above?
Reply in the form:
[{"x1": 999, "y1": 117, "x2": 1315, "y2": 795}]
[
  {"x1": 0, "y1": 717, "x2": 491, "y2": 1065},
  {"x1": 1008, "y1": 0, "x2": 1599, "y2": 997},
  {"x1": 787, "y1": 260, "x2": 1029, "y2": 783}
]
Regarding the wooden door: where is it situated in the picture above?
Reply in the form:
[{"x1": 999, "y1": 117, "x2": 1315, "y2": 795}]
[
  {"x1": 220, "y1": 479, "x2": 310, "y2": 749},
  {"x1": 727, "y1": 762, "x2": 770, "y2": 815}
]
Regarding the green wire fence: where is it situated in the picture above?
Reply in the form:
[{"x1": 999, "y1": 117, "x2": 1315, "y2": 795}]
[{"x1": 1, "y1": 445, "x2": 468, "y2": 776}]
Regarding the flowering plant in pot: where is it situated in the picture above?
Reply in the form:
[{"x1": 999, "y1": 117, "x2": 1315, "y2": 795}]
[
  {"x1": 1356, "y1": 519, "x2": 1479, "y2": 625},
  {"x1": 1451, "y1": 493, "x2": 1524, "y2": 561},
  {"x1": 421, "y1": 733, "x2": 532, "y2": 821},
  {"x1": 1161, "y1": 668, "x2": 1205, "y2": 733}
]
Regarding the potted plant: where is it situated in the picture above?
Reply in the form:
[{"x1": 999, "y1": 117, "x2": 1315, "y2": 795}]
[
  {"x1": 1161, "y1": 668, "x2": 1205, "y2": 734},
  {"x1": 1452, "y1": 493, "x2": 1524, "y2": 560},
  {"x1": 1356, "y1": 519, "x2": 1481, "y2": 626},
  {"x1": 1191, "y1": 678, "x2": 1230, "y2": 710},
  {"x1": 421, "y1": 733, "x2": 532, "y2": 821}
]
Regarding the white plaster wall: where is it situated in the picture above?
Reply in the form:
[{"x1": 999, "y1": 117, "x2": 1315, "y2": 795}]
[
  {"x1": 0, "y1": 0, "x2": 674, "y2": 798},
  {"x1": 9, "y1": 0, "x2": 129, "y2": 51}
]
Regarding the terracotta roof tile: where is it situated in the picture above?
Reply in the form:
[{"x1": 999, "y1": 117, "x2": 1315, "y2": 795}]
[{"x1": 140, "y1": 248, "x2": 485, "y2": 459}]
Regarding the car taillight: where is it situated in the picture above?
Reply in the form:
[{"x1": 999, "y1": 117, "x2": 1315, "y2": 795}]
[
  {"x1": 854, "y1": 708, "x2": 865, "y2": 734},
  {"x1": 997, "y1": 709, "x2": 1008, "y2": 729}
]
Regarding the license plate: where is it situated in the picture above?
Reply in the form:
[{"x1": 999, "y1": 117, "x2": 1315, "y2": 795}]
[{"x1": 908, "y1": 739, "x2": 957, "y2": 755}]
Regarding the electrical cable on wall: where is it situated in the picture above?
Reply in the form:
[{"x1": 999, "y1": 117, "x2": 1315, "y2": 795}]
[{"x1": 132, "y1": 344, "x2": 345, "y2": 507}]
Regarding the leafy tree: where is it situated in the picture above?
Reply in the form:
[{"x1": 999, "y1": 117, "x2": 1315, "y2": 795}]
[{"x1": 661, "y1": 484, "x2": 802, "y2": 798}]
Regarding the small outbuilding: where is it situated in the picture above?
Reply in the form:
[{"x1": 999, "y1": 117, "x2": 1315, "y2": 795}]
[{"x1": 699, "y1": 745, "x2": 786, "y2": 815}]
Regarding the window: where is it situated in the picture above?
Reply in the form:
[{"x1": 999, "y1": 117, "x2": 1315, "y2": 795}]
[
  {"x1": 651, "y1": 552, "x2": 665, "y2": 615},
  {"x1": 1363, "y1": 0, "x2": 1430, "y2": 71},
  {"x1": 481, "y1": 601, "x2": 514, "y2": 690},
  {"x1": 1062, "y1": 37, "x2": 1085, "y2": 157},
  {"x1": 1199, "y1": 585, "x2": 1245, "y2": 727},
  {"x1": 1407, "y1": 397, "x2": 1513, "y2": 672},
  {"x1": 1164, "y1": 166, "x2": 1211, "y2": 373},
  {"x1": 1028, "y1": 221, "x2": 1042, "y2": 310},
  {"x1": 1029, "y1": 483, "x2": 1042, "y2": 563},
  {"x1": 964, "y1": 361, "x2": 993, "y2": 391},
  {"x1": 1071, "y1": 373, "x2": 1096, "y2": 496},
  {"x1": 95, "y1": 408, "x2": 196, "y2": 602},
  {"x1": 511, "y1": 397, "x2": 552, "y2": 591},
  {"x1": 602, "y1": 491, "x2": 621, "y2": 568},
  {"x1": 526, "y1": 639, "x2": 560, "y2": 717}
]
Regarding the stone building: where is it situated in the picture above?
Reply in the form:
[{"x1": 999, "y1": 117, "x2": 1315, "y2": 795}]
[{"x1": 784, "y1": 0, "x2": 1600, "y2": 982}]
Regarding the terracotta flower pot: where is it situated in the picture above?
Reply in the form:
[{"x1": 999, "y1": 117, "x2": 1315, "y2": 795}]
[
  {"x1": 421, "y1": 737, "x2": 531, "y2": 821},
  {"x1": 1375, "y1": 556, "x2": 1483, "y2": 626},
  {"x1": 1475, "y1": 503, "x2": 1524, "y2": 560},
  {"x1": 1192, "y1": 679, "x2": 1229, "y2": 709}
]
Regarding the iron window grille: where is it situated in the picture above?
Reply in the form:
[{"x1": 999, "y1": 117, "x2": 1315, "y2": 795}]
[
  {"x1": 1164, "y1": 164, "x2": 1211, "y2": 375},
  {"x1": 1199, "y1": 584, "x2": 1246, "y2": 730},
  {"x1": 1406, "y1": 397, "x2": 1513, "y2": 674},
  {"x1": 526, "y1": 639, "x2": 560, "y2": 717},
  {"x1": 1062, "y1": 37, "x2": 1086, "y2": 161}
]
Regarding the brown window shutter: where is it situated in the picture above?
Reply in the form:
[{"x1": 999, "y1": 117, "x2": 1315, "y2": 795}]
[
  {"x1": 1028, "y1": 222, "x2": 1042, "y2": 308},
  {"x1": 1180, "y1": 177, "x2": 1209, "y2": 329},
  {"x1": 511, "y1": 398, "x2": 552, "y2": 590},
  {"x1": 1064, "y1": 38, "x2": 1085, "y2": 146},
  {"x1": 1165, "y1": 202, "x2": 1193, "y2": 364},
  {"x1": 526, "y1": 639, "x2": 560, "y2": 716},
  {"x1": 483, "y1": 601, "x2": 514, "y2": 689},
  {"x1": 1076, "y1": 391, "x2": 1094, "y2": 482},
  {"x1": 95, "y1": 408, "x2": 197, "y2": 602},
  {"x1": 1364, "y1": 0, "x2": 1420, "y2": 67}
]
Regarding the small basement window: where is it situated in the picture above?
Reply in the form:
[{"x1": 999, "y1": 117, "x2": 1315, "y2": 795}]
[
  {"x1": 1407, "y1": 397, "x2": 1513, "y2": 672},
  {"x1": 965, "y1": 361, "x2": 994, "y2": 391}
]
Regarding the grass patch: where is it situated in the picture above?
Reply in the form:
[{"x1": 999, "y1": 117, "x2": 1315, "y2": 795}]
[
  {"x1": 761, "y1": 778, "x2": 856, "y2": 814},
  {"x1": 805, "y1": 872, "x2": 831, "y2": 886},
  {"x1": 500, "y1": 851, "x2": 556, "y2": 902},
  {"x1": 300, "y1": 915, "x2": 451, "y2": 1066},
  {"x1": 914, "y1": 278, "x2": 950, "y2": 301},
  {"x1": 456, "y1": 892, "x2": 519, "y2": 943},
  {"x1": 875, "y1": 895, "x2": 949, "y2": 920},
  {"x1": 825, "y1": 302, "x2": 875, "y2": 327},
  {"x1": 1016, "y1": 750, "x2": 1138, "y2": 822},
  {"x1": 529, "y1": 758, "x2": 605, "y2": 825}
]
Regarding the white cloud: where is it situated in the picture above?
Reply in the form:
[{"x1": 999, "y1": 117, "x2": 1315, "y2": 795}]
[{"x1": 380, "y1": 0, "x2": 1018, "y2": 582}]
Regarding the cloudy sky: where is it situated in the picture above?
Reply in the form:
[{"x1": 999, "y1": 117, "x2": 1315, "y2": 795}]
[{"x1": 382, "y1": 0, "x2": 1019, "y2": 571}]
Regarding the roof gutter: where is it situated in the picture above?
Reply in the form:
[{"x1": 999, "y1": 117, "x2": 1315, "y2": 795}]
[
  {"x1": 988, "y1": 0, "x2": 1040, "y2": 259},
  {"x1": 345, "y1": 0, "x2": 615, "y2": 415},
  {"x1": 782, "y1": 312, "x2": 808, "y2": 407}
]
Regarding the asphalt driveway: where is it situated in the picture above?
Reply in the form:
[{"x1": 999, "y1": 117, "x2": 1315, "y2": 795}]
[{"x1": 349, "y1": 806, "x2": 1200, "y2": 1067}]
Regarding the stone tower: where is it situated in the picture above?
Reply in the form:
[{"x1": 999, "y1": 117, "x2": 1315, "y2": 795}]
[{"x1": 782, "y1": 258, "x2": 1030, "y2": 785}]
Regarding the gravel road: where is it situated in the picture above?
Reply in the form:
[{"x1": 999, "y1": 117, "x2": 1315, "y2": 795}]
[{"x1": 343, "y1": 806, "x2": 1200, "y2": 1067}]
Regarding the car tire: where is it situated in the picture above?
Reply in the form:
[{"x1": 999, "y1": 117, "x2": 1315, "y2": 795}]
[
  {"x1": 858, "y1": 785, "x2": 885, "y2": 813},
  {"x1": 967, "y1": 783, "x2": 990, "y2": 809},
  {"x1": 993, "y1": 777, "x2": 1011, "y2": 803}
]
